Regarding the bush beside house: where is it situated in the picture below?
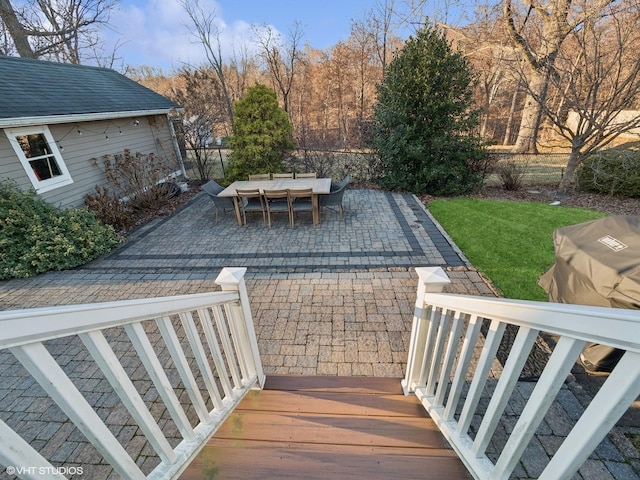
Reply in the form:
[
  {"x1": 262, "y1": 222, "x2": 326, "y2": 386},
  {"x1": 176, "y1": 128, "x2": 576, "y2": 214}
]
[{"x1": 0, "y1": 181, "x2": 120, "y2": 279}]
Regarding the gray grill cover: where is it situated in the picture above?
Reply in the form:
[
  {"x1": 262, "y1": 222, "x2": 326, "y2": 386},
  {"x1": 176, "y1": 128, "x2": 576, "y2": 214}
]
[{"x1": 538, "y1": 215, "x2": 640, "y2": 310}]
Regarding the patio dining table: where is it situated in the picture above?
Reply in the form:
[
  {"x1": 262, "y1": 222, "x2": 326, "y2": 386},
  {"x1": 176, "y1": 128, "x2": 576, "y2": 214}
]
[{"x1": 218, "y1": 178, "x2": 332, "y2": 226}]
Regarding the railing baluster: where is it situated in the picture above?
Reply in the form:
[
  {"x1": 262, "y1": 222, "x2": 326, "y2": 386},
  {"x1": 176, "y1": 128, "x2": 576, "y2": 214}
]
[
  {"x1": 124, "y1": 322, "x2": 195, "y2": 441},
  {"x1": 417, "y1": 306, "x2": 443, "y2": 389},
  {"x1": 434, "y1": 310, "x2": 466, "y2": 407},
  {"x1": 426, "y1": 308, "x2": 453, "y2": 397},
  {"x1": 156, "y1": 316, "x2": 210, "y2": 424},
  {"x1": 212, "y1": 304, "x2": 242, "y2": 389},
  {"x1": 492, "y1": 336, "x2": 585, "y2": 479},
  {"x1": 456, "y1": 319, "x2": 506, "y2": 437},
  {"x1": 471, "y1": 326, "x2": 539, "y2": 457},
  {"x1": 10, "y1": 343, "x2": 146, "y2": 479},
  {"x1": 223, "y1": 303, "x2": 250, "y2": 381},
  {"x1": 79, "y1": 330, "x2": 177, "y2": 464},
  {"x1": 179, "y1": 311, "x2": 224, "y2": 410},
  {"x1": 443, "y1": 314, "x2": 483, "y2": 421},
  {"x1": 0, "y1": 418, "x2": 66, "y2": 480},
  {"x1": 199, "y1": 306, "x2": 234, "y2": 398},
  {"x1": 539, "y1": 351, "x2": 640, "y2": 479}
]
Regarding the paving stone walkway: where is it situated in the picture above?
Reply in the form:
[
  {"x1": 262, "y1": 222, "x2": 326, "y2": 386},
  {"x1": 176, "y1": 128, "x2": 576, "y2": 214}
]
[{"x1": 0, "y1": 189, "x2": 637, "y2": 479}]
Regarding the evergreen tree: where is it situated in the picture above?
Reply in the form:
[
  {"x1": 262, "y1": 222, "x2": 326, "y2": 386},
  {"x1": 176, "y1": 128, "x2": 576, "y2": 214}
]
[
  {"x1": 373, "y1": 23, "x2": 486, "y2": 195},
  {"x1": 227, "y1": 84, "x2": 295, "y2": 181}
]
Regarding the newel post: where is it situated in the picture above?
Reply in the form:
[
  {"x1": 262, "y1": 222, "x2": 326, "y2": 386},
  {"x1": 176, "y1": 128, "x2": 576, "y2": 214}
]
[
  {"x1": 402, "y1": 267, "x2": 450, "y2": 395},
  {"x1": 215, "y1": 267, "x2": 266, "y2": 389}
]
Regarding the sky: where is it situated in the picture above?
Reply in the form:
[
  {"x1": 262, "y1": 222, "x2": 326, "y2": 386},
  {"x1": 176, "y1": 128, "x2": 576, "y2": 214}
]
[{"x1": 102, "y1": 0, "x2": 406, "y2": 72}]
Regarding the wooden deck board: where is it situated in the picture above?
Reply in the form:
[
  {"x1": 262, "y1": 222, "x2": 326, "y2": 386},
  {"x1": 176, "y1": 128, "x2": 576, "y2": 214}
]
[
  {"x1": 236, "y1": 389, "x2": 428, "y2": 416},
  {"x1": 264, "y1": 374, "x2": 404, "y2": 394},
  {"x1": 183, "y1": 445, "x2": 465, "y2": 479},
  {"x1": 180, "y1": 376, "x2": 471, "y2": 479},
  {"x1": 212, "y1": 410, "x2": 445, "y2": 447}
]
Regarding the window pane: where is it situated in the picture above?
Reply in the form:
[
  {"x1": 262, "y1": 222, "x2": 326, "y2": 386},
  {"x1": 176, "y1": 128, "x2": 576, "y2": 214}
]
[
  {"x1": 29, "y1": 157, "x2": 62, "y2": 181},
  {"x1": 16, "y1": 134, "x2": 51, "y2": 158}
]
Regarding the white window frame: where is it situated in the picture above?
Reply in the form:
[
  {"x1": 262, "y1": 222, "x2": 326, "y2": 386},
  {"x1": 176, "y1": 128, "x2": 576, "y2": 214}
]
[{"x1": 5, "y1": 125, "x2": 73, "y2": 193}]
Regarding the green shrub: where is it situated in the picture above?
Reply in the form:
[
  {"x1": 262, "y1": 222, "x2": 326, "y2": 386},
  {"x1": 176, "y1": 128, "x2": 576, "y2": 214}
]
[
  {"x1": 577, "y1": 150, "x2": 640, "y2": 197},
  {"x1": 373, "y1": 23, "x2": 487, "y2": 196},
  {"x1": 226, "y1": 84, "x2": 295, "y2": 182},
  {"x1": 0, "y1": 180, "x2": 121, "y2": 279}
]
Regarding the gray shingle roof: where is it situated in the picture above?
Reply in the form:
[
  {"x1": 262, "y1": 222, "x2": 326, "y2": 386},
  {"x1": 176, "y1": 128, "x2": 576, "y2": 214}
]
[{"x1": 0, "y1": 56, "x2": 180, "y2": 121}]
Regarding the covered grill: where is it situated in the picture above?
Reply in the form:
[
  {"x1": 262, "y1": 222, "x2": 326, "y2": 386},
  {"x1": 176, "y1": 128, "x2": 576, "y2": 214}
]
[{"x1": 538, "y1": 215, "x2": 640, "y2": 373}]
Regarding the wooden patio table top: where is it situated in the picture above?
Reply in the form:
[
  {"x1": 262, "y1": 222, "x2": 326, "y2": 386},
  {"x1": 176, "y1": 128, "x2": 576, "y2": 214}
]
[
  {"x1": 218, "y1": 178, "x2": 332, "y2": 226},
  {"x1": 217, "y1": 178, "x2": 331, "y2": 197}
]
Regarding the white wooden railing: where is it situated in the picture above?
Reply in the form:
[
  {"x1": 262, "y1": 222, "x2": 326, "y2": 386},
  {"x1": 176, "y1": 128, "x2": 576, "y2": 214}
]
[
  {"x1": 403, "y1": 267, "x2": 640, "y2": 480},
  {"x1": 0, "y1": 267, "x2": 264, "y2": 480}
]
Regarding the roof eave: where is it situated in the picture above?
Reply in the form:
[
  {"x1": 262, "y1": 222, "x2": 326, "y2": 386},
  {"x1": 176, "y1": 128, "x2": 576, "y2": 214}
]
[{"x1": 0, "y1": 108, "x2": 183, "y2": 129}]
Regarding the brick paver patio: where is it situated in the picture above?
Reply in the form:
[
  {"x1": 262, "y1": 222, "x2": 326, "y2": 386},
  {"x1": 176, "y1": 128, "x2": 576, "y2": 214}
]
[{"x1": 0, "y1": 189, "x2": 637, "y2": 479}]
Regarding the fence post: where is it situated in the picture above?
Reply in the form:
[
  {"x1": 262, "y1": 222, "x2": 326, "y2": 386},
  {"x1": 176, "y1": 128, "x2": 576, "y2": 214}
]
[
  {"x1": 215, "y1": 267, "x2": 266, "y2": 389},
  {"x1": 402, "y1": 267, "x2": 451, "y2": 395}
]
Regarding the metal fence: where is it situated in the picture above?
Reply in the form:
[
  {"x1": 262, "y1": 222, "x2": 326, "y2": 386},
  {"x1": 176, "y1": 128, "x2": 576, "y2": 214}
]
[
  {"x1": 183, "y1": 148, "x2": 570, "y2": 189},
  {"x1": 485, "y1": 153, "x2": 570, "y2": 188}
]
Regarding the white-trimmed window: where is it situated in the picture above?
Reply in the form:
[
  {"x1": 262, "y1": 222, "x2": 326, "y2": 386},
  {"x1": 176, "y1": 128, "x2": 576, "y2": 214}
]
[{"x1": 5, "y1": 126, "x2": 73, "y2": 193}]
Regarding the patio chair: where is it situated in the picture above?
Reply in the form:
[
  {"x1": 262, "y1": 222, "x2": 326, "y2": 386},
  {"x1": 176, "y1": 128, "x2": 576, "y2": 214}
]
[
  {"x1": 236, "y1": 189, "x2": 266, "y2": 225},
  {"x1": 331, "y1": 174, "x2": 351, "y2": 192},
  {"x1": 290, "y1": 188, "x2": 314, "y2": 227},
  {"x1": 263, "y1": 189, "x2": 292, "y2": 227},
  {"x1": 295, "y1": 172, "x2": 317, "y2": 178},
  {"x1": 319, "y1": 182, "x2": 347, "y2": 219},
  {"x1": 272, "y1": 172, "x2": 294, "y2": 179},
  {"x1": 201, "y1": 180, "x2": 235, "y2": 224},
  {"x1": 249, "y1": 173, "x2": 271, "y2": 180}
]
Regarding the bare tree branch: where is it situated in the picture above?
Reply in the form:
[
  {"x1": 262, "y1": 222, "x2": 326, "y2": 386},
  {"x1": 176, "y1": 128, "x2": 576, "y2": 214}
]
[
  {"x1": 254, "y1": 21, "x2": 305, "y2": 115},
  {"x1": 0, "y1": 0, "x2": 116, "y2": 63},
  {"x1": 180, "y1": 0, "x2": 234, "y2": 126}
]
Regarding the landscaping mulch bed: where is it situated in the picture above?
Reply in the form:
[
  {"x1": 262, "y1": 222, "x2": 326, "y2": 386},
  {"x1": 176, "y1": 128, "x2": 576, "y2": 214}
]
[
  {"x1": 476, "y1": 186, "x2": 640, "y2": 216},
  {"x1": 122, "y1": 180, "x2": 206, "y2": 235}
]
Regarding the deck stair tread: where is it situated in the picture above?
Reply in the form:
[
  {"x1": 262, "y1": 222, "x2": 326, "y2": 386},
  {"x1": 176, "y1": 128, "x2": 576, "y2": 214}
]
[{"x1": 181, "y1": 375, "x2": 471, "y2": 479}]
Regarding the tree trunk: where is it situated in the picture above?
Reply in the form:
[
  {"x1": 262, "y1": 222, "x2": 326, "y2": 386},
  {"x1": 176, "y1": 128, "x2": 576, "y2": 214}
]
[
  {"x1": 503, "y1": 84, "x2": 519, "y2": 145},
  {"x1": 513, "y1": 69, "x2": 549, "y2": 153},
  {"x1": 559, "y1": 147, "x2": 583, "y2": 192},
  {"x1": 0, "y1": 0, "x2": 36, "y2": 58}
]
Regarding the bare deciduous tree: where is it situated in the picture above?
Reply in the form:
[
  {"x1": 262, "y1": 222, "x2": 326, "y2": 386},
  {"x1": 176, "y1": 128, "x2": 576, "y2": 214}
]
[
  {"x1": 539, "y1": 1, "x2": 640, "y2": 191},
  {"x1": 227, "y1": 39, "x2": 259, "y2": 106},
  {"x1": 181, "y1": 0, "x2": 234, "y2": 126},
  {"x1": 450, "y1": 3, "x2": 514, "y2": 143},
  {"x1": 0, "y1": 0, "x2": 116, "y2": 63},
  {"x1": 369, "y1": 0, "x2": 396, "y2": 75},
  {"x1": 348, "y1": 16, "x2": 378, "y2": 146},
  {"x1": 170, "y1": 66, "x2": 228, "y2": 180},
  {"x1": 254, "y1": 21, "x2": 305, "y2": 116},
  {"x1": 503, "y1": 0, "x2": 617, "y2": 153}
]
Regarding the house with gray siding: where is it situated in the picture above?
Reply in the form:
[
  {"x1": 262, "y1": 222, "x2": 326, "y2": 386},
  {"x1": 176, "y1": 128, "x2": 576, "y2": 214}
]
[{"x1": 0, "y1": 56, "x2": 183, "y2": 208}]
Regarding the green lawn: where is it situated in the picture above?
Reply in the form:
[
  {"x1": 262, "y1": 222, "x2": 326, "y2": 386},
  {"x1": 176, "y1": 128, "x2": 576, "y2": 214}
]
[{"x1": 428, "y1": 198, "x2": 605, "y2": 301}]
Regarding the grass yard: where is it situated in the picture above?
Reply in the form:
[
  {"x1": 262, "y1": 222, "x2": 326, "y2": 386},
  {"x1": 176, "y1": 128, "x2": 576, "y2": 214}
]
[{"x1": 428, "y1": 198, "x2": 605, "y2": 301}]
